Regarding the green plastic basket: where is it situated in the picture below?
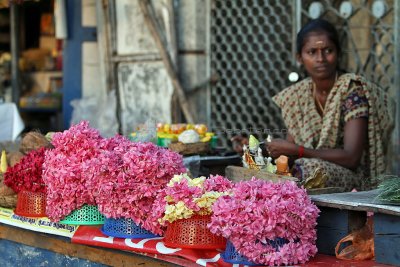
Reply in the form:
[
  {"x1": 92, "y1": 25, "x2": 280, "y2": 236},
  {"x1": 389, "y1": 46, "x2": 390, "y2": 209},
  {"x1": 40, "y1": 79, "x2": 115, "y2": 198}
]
[
  {"x1": 210, "y1": 136, "x2": 218, "y2": 148},
  {"x1": 60, "y1": 205, "x2": 105, "y2": 225},
  {"x1": 157, "y1": 137, "x2": 173, "y2": 147}
]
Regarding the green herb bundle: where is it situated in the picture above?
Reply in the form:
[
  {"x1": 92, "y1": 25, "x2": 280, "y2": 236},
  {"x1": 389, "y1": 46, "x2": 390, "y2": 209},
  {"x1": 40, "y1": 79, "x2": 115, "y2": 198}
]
[{"x1": 375, "y1": 175, "x2": 400, "y2": 203}]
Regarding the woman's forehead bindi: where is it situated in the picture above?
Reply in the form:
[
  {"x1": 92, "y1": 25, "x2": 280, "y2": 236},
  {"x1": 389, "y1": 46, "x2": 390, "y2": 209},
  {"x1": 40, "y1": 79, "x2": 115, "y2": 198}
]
[{"x1": 304, "y1": 34, "x2": 332, "y2": 49}]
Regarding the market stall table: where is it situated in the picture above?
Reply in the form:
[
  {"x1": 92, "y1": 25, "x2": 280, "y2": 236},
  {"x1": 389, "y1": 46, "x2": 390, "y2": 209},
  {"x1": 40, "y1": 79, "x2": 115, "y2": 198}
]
[
  {"x1": 0, "y1": 206, "x2": 395, "y2": 266},
  {"x1": 184, "y1": 154, "x2": 241, "y2": 177},
  {"x1": 311, "y1": 189, "x2": 400, "y2": 266}
]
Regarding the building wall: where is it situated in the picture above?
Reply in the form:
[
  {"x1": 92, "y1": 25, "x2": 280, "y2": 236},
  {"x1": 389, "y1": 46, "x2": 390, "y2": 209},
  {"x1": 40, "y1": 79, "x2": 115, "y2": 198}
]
[{"x1": 103, "y1": 0, "x2": 210, "y2": 135}]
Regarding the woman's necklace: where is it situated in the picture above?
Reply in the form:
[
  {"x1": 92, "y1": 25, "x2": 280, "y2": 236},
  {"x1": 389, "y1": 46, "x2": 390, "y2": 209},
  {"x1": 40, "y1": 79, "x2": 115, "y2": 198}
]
[
  {"x1": 313, "y1": 84, "x2": 325, "y2": 115},
  {"x1": 312, "y1": 72, "x2": 338, "y2": 115}
]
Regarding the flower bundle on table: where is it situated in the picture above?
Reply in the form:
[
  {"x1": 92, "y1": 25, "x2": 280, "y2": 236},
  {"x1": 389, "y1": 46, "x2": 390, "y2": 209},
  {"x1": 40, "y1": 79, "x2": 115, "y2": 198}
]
[
  {"x1": 208, "y1": 177, "x2": 320, "y2": 266},
  {"x1": 4, "y1": 147, "x2": 47, "y2": 193},
  {"x1": 42, "y1": 121, "x2": 104, "y2": 221},
  {"x1": 149, "y1": 173, "x2": 234, "y2": 235},
  {"x1": 84, "y1": 135, "x2": 186, "y2": 235}
]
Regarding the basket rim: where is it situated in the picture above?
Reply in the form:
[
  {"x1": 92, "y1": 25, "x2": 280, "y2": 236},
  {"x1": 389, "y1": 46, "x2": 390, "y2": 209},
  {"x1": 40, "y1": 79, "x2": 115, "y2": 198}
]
[
  {"x1": 60, "y1": 205, "x2": 105, "y2": 225},
  {"x1": 101, "y1": 217, "x2": 159, "y2": 238}
]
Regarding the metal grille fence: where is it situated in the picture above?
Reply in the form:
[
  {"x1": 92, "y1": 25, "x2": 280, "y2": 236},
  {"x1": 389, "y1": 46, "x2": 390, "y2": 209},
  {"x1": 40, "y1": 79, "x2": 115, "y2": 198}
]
[
  {"x1": 210, "y1": 0, "x2": 296, "y2": 147},
  {"x1": 210, "y1": 0, "x2": 396, "y2": 149}
]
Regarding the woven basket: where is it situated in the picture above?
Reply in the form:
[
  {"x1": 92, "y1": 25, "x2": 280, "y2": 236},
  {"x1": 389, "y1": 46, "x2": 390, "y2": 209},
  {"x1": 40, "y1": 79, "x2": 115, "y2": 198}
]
[
  {"x1": 164, "y1": 214, "x2": 226, "y2": 249},
  {"x1": 101, "y1": 217, "x2": 158, "y2": 239},
  {"x1": 60, "y1": 205, "x2": 105, "y2": 225},
  {"x1": 0, "y1": 194, "x2": 17, "y2": 208},
  {"x1": 14, "y1": 190, "x2": 46, "y2": 217},
  {"x1": 168, "y1": 142, "x2": 210, "y2": 155}
]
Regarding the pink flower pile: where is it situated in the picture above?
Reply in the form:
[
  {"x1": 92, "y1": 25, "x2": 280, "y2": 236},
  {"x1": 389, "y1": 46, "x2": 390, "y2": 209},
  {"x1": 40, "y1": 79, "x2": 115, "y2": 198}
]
[
  {"x1": 42, "y1": 121, "x2": 104, "y2": 221},
  {"x1": 4, "y1": 147, "x2": 47, "y2": 193},
  {"x1": 209, "y1": 177, "x2": 320, "y2": 266},
  {"x1": 84, "y1": 135, "x2": 186, "y2": 235},
  {"x1": 148, "y1": 174, "x2": 234, "y2": 235},
  {"x1": 203, "y1": 174, "x2": 235, "y2": 192}
]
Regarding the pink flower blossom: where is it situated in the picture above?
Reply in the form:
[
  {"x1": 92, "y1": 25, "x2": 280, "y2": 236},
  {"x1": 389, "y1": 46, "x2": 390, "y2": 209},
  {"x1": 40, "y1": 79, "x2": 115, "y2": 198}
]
[
  {"x1": 148, "y1": 174, "x2": 234, "y2": 235},
  {"x1": 42, "y1": 121, "x2": 104, "y2": 221},
  {"x1": 203, "y1": 174, "x2": 234, "y2": 192},
  {"x1": 209, "y1": 177, "x2": 320, "y2": 266},
  {"x1": 4, "y1": 147, "x2": 47, "y2": 193},
  {"x1": 84, "y1": 135, "x2": 186, "y2": 235}
]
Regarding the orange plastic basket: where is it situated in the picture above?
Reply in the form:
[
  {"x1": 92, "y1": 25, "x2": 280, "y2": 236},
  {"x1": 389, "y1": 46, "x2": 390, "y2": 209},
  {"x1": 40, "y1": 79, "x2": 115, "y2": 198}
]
[
  {"x1": 14, "y1": 190, "x2": 47, "y2": 217},
  {"x1": 164, "y1": 214, "x2": 226, "y2": 249}
]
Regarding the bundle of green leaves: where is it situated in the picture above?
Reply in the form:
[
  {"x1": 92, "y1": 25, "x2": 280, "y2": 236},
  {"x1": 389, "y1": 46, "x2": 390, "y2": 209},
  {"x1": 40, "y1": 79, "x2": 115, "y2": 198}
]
[{"x1": 375, "y1": 175, "x2": 400, "y2": 203}]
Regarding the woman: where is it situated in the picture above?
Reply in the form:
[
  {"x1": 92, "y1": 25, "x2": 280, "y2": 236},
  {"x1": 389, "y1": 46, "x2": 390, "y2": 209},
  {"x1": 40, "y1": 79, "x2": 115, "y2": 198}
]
[{"x1": 263, "y1": 19, "x2": 393, "y2": 191}]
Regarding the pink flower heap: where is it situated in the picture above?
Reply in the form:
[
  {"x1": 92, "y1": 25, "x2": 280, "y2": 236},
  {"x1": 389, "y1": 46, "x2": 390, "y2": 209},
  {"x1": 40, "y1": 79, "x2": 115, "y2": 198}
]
[
  {"x1": 4, "y1": 147, "x2": 47, "y2": 193},
  {"x1": 86, "y1": 135, "x2": 186, "y2": 235},
  {"x1": 42, "y1": 121, "x2": 104, "y2": 221},
  {"x1": 209, "y1": 177, "x2": 320, "y2": 266},
  {"x1": 149, "y1": 174, "x2": 234, "y2": 235}
]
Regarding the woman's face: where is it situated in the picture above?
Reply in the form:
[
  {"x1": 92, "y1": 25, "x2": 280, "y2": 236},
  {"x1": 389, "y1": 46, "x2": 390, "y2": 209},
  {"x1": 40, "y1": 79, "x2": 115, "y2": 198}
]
[{"x1": 297, "y1": 31, "x2": 338, "y2": 80}]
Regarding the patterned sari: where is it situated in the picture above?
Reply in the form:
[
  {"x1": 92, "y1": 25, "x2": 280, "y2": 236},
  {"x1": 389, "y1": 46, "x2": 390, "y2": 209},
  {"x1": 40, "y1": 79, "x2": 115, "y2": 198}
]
[{"x1": 273, "y1": 73, "x2": 394, "y2": 191}]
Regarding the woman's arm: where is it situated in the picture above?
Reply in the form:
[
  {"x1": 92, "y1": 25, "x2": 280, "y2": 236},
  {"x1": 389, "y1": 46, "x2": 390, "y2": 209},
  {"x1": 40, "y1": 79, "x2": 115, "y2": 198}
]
[
  {"x1": 286, "y1": 133, "x2": 295, "y2": 143},
  {"x1": 266, "y1": 118, "x2": 368, "y2": 170}
]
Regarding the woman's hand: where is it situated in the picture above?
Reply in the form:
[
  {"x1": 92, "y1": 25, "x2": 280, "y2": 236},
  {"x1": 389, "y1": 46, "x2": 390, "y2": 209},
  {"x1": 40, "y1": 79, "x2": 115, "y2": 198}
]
[{"x1": 266, "y1": 138, "x2": 298, "y2": 158}]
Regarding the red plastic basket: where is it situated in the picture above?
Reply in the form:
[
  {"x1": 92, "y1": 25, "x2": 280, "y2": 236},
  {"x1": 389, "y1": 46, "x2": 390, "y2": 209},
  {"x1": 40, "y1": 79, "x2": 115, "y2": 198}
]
[
  {"x1": 164, "y1": 214, "x2": 226, "y2": 249},
  {"x1": 14, "y1": 190, "x2": 47, "y2": 217}
]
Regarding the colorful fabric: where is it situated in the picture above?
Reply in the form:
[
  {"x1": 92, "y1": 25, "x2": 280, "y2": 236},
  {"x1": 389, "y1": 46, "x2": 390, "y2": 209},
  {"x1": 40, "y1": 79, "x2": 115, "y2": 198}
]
[
  {"x1": 273, "y1": 73, "x2": 394, "y2": 190},
  {"x1": 293, "y1": 158, "x2": 364, "y2": 191},
  {"x1": 342, "y1": 89, "x2": 369, "y2": 121}
]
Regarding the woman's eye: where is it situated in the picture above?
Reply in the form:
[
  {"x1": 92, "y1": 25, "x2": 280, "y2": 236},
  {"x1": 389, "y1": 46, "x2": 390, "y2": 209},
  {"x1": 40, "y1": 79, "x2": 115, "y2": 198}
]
[
  {"x1": 324, "y1": 48, "x2": 333, "y2": 54},
  {"x1": 307, "y1": 50, "x2": 315, "y2": 55}
]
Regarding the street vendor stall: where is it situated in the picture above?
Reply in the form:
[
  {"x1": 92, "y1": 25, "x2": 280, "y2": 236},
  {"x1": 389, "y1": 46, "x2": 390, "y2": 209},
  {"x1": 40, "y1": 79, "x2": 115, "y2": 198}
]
[{"x1": 0, "y1": 122, "x2": 397, "y2": 267}]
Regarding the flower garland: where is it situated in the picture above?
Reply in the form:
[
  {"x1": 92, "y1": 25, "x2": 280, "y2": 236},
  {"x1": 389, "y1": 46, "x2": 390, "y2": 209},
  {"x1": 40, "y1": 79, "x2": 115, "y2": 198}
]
[
  {"x1": 42, "y1": 121, "x2": 104, "y2": 221},
  {"x1": 208, "y1": 177, "x2": 320, "y2": 266},
  {"x1": 4, "y1": 147, "x2": 47, "y2": 193},
  {"x1": 84, "y1": 135, "x2": 186, "y2": 235},
  {"x1": 149, "y1": 173, "x2": 233, "y2": 235}
]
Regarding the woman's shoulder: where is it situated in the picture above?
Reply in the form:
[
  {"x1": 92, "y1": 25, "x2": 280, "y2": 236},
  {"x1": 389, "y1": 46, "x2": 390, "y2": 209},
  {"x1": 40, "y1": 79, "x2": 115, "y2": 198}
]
[
  {"x1": 285, "y1": 77, "x2": 312, "y2": 91},
  {"x1": 338, "y1": 73, "x2": 385, "y2": 95},
  {"x1": 336, "y1": 73, "x2": 376, "y2": 96},
  {"x1": 274, "y1": 78, "x2": 311, "y2": 98},
  {"x1": 338, "y1": 73, "x2": 369, "y2": 84},
  {"x1": 272, "y1": 78, "x2": 311, "y2": 107}
]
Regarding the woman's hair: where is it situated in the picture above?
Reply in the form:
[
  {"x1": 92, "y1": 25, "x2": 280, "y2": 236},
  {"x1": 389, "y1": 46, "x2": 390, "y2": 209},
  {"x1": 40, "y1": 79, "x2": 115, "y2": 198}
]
[{"x1": 296, "y1": 19, "x2": 341, "y2": 55}]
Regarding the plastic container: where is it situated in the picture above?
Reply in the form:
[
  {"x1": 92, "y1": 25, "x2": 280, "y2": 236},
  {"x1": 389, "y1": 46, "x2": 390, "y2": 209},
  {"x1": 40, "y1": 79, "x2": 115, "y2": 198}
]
[
  {"x1": 14, "y1": 190, "x2": 46, "y2": 217},
  {"x1": 101, "y1": 217, "x2": 158, "y2": 238},
  {"x1": 210, "y1": 135, "x2": 218, "y2": 148},
  {"x1": 221, "y1": 241, "x2": 258, "y2": 265},
  {"x1": 60, "y1": 205, "x2": 105, "y2": 225},
  {"x1": 221, "y1": 238, "x2": 289, "y2": 265},
  {"x1": 157, "y1": 137, "x2": 173, "y2": 147},
  {"x1": 164, "y1": 215, "x2": 226, "y2": 249}
]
